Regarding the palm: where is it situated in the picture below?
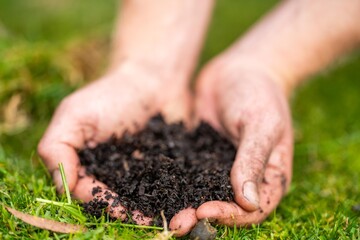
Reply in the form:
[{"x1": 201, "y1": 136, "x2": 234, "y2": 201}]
[{"x1": 38, "y1": 63, "x2": 192, "y2": 225}]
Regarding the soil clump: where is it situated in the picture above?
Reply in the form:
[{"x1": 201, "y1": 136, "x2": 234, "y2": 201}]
[{"x1": 79, "y1": 115, "x2": 236, "y2": 224}]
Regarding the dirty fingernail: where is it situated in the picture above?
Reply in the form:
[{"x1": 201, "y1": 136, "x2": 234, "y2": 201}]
[
  {"x1": 52, "y1": 169, "x2": 63, "y2": 193},
  {"x1": 243, "y1": 181, "x2": 259, "y2": 209}
]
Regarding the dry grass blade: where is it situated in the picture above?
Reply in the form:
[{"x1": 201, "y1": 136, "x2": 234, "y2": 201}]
[
  {"x1": 153, "y1": 210, "x2": 174, "y2": 240},
  {"x1": 5, "y1": 206, "x2": 87, "y2": 233}
]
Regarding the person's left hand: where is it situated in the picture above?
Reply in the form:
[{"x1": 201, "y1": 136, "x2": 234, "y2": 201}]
[
  {"x1": 193, "y1": 58, "x2": 293, "y2": 226},
  {"x1": 37, "y1": 61, "x2": 197, "y2": 235}
]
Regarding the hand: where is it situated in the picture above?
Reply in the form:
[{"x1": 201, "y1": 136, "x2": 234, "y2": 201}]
[
  {"x1": 194, "y1": 58, "x2": 293, "y2": 226},
  {"x1": 37, "y1": 60, "x2": 196, "y2": 232}
]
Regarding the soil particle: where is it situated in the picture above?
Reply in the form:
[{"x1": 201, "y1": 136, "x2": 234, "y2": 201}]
[
  {"x1": 80, "y1": 115, "x2": 236, "y2": 224},
  {"x1": 82, "y1": 198, "x2": 109, "y2": 218},
  {"x1": 91, "y1": 186, "x2": 102, "y2": 196}
]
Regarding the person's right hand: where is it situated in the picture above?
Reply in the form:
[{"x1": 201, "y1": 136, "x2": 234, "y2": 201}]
[
  {"x1": 194, "y1": 57, "x2": 293, "y2": 227},
  {"x1": 37, "y1": 60, "x2": 194, "y2": 229}
]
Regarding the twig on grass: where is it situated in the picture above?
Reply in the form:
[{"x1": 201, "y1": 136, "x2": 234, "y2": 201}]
[
  {"x1": 153, "y1": 210, "x2": 174, "y2": 240},
  {"x1": 35, "y1": 198, "x2": 87, "y2": 222},
  {"x1": 35, "y1": 198, "x2": 70, "y2": 206},
  {"x1": 35, "y1": 163, "x2": 87, "y2": 223}
]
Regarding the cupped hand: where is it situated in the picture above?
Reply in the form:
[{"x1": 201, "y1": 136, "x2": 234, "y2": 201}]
[
  {"x1": 37, "y1": 60, "x2": 196, "y2": 234},
  {"x1": 194, "y1": 59, "x2": 293, "y2": 226}
]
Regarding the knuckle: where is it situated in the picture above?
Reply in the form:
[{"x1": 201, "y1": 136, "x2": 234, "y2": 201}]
[
  {"x1": 235, "y1": 109, "x2": 266, "y2": 131},
  {"x1": 231, "y1": 154, "x2": 266, "y2": 180},
  {"x1": 234, "y1": 145, "x2": 269, "y2": 181},
  {"x1": 249, "y1": 154, "x2": 267, "y2": 177},
  {"x1": 57, "y1": 96, "x2": 73, "y2": 111},
  {"x1": 269, "y1": 113, "x2": 284, "y2": 132},
  {"x1": 245, "y1": 113, "x2": 284, "y2": 144}
]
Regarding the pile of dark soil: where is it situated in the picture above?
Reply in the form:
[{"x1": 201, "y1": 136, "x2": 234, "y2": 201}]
[{"x1": 79, "y1": 115, "x2": 236, "y2": 224}]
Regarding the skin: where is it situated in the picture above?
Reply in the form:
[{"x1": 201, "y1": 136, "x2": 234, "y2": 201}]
[
  {"x1": 38, "y1": 0, "x2": 360, "y2": 236},
  {"x1": 38, "y1": 0, "x2": 213, "y2": 236},
  {"x1": 195, "y1": 0, "x2": 360, "y2": 226}
]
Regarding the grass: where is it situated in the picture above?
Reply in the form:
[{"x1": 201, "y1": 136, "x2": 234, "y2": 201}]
[{"x1": 1, "y1": 0, "x2": 360, "y2": 239}]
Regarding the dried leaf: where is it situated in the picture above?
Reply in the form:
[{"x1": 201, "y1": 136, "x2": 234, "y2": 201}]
[{"x1": 5, "y1": 206, "x2": 87, "y2": 233}]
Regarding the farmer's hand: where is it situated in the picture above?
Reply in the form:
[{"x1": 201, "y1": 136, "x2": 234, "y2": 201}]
[
  {"x1": 37, "y1": 60, "x2": 192, "y2": 224},
  {"x1": 193, "y1": 0, "x2": 360, "y2": 227},
  {"x1": 39, "y1": 0, "x2": 213, "y2": 235},
  {"x1": 194, "y1": 58, "x2": 293, "y2": 226}
]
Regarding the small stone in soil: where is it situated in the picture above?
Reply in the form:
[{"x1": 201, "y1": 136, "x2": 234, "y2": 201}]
[
  {"x1": 352, "y1": 204, "x2": 360, "y2": 212},
  {"x1": 190, "y1": 219, "x2": 217, "y2": 240}
]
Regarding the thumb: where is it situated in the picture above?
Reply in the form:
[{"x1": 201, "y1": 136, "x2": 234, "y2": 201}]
[
  {"x1": 161, "y1": 88, "x2": 193, "y2": 127},
  {"x1": 37, "y1": 96, "x2": 90, "y2": 194},
  {"x1": 230, "y1": 125, "x2": 276, "y2": 212}
]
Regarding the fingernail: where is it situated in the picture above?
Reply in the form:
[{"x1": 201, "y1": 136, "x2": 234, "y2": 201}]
[
  {"x1": 243, "y1": 181, "x2": 260, "y2": 209},
  {"x1": 52, "y1": 169, "x2": 64, "y2": 193}
]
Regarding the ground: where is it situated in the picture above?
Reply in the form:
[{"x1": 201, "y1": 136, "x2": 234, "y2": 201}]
[{"x1": 0, "y1": 1, "x2": 359, "y2": 239}]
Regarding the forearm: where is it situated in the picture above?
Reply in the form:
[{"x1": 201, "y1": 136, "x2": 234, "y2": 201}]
[
  {"x1": 220, "y1": 0, "x2": 360, "y2": 94},
  {"x1": 110, "y1": 0, "x2": 214, "y2": 84}
]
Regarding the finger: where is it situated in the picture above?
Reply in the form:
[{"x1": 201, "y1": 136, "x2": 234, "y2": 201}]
[
  {"x1": 37, "y1": 139, "x2": 80, "y2": 194},
  {"x1": 74, "y1": 176, "x2": 153, "y2": 224},
  {"x1": 195, "y1": 63, "x2": 223, "y2": 132},
  {"x1": 230, "y1": 124, "x2": 278, "y2": 211},
  {"x1": 73, "y1": 168, "x2": 127, "y2": 220},
  {"x1": 131, "y1": 211, "x2": 153, "y2": 225},
  {"x1": 37, "y1": 97, "x2": 89, "y2": 194},
  {"x1": 197, "y1": 163, "x2": 285, "y2": 226},
  {"x1": 267, "y1": 133, "x2": 293, "y2": 194},
  {"x1": 162, "y1": 89, "x2": 193, "y2": 128},
  {"x1": 72, "y1": 167, "x2": 107, "y2": 202},
  {"x1": 169, "y1": 208, "x2": 197, "y2": 237},
  {"x1": 74, "y1": 168, "x2": 153, "y2": 223}
]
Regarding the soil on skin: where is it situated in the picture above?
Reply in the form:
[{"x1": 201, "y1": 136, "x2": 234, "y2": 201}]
[{"x1": 79, "y1": 115, "x2": 237, "y2": 225}]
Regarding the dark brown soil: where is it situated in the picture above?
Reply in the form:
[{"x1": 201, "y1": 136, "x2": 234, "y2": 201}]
[{"x1": 79, "y1": 115, "x2": 236, "y2": 224}]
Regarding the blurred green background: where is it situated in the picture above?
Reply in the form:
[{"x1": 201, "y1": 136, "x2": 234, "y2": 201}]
[
  {"x1": 0, "y1": 0, "x2": 284, "y2": 158},
  {"x1": 0, "y1": 0, "x2": 359, "y2": 239}
]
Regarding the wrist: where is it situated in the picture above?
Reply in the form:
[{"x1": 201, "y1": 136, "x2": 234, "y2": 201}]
[
  {"x1": 212, "y1": 53, "x2": 294, "y2": 98},
  {"x1": 104, "y1": 59, "x2": 190, "y2": 110},
  {"x1": 108, "y1": 57, "x2": 190, "y2": 90},
  {"x1": 109, "y1": 0, "x2": 214, "y2": 88}
]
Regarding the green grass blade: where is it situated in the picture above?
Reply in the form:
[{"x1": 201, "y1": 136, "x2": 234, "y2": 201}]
[{"x1": 59, "y1": 162, "x2": 72, "y2": 204}]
